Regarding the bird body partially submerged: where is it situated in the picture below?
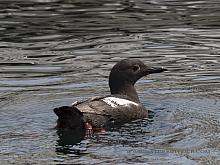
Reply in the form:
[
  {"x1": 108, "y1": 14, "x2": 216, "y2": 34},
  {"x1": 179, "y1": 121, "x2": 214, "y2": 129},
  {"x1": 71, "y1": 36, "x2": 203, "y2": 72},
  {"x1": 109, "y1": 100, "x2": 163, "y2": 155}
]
[{"x1": 54, "y1": 59, "x2": 167, "y2": 132}]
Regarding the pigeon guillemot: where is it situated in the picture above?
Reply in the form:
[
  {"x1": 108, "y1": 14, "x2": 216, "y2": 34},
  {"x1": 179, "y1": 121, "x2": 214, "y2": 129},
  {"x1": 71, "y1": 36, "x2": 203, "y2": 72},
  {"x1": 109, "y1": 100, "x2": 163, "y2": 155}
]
[{"x1": 54, "y1": 59, "x2": 167, "y2": 135}]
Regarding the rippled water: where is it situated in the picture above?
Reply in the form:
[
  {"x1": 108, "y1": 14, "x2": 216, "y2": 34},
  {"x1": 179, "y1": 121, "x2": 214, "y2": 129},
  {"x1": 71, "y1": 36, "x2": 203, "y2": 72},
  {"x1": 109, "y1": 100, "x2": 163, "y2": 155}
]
[{"x1": 0, "y1": 0, "x2": 220, "y2": 164}]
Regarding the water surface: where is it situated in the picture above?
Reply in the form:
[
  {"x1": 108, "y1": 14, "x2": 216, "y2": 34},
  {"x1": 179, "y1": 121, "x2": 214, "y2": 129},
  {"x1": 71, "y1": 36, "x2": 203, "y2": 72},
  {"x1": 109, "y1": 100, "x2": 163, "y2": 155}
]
[{"x1": 0, "y1": 0, "x2": 220, "y2": 164}]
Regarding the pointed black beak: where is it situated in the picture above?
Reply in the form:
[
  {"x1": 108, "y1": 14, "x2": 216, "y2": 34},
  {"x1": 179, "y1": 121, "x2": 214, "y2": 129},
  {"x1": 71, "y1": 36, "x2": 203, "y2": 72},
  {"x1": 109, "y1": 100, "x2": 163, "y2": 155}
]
[{"x1": 145, "y1": 66, "x2": 168, "y2": 74}]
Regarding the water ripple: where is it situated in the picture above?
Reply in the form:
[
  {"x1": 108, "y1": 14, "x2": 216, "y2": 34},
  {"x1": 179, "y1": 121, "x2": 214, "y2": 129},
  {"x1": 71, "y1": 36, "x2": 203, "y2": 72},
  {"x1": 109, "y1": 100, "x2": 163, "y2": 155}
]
[{"x1": 0, "y1": 0, "x2": 220, "y2": 164}]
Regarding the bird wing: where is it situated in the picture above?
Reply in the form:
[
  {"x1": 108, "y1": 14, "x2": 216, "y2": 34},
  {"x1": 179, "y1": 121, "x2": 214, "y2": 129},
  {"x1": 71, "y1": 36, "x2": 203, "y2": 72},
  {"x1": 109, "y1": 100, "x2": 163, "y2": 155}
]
[{"x1": 73, "y1": 96, "x2": 147, "y2": 128}]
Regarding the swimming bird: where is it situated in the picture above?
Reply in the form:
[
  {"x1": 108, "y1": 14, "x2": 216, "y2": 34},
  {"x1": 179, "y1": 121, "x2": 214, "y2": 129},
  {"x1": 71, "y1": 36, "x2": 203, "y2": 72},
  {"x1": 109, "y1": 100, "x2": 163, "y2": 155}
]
[{"x1": 54, "y1": 59, "x2": 167, "y2": 135}]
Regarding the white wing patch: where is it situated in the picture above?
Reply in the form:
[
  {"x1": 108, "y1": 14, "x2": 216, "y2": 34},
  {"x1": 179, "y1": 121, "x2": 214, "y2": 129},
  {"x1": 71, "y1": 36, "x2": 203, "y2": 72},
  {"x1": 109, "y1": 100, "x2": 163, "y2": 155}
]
[{"x1": 102, "y1": 97, "x2": 138, "y2": 108}]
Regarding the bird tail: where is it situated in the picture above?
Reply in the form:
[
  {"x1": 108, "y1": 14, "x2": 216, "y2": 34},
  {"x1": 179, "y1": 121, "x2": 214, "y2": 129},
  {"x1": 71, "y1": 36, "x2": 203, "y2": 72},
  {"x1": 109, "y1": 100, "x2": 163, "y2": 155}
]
[{"x1": 53, "y1": 106, "x2": 84, "y2": 130}]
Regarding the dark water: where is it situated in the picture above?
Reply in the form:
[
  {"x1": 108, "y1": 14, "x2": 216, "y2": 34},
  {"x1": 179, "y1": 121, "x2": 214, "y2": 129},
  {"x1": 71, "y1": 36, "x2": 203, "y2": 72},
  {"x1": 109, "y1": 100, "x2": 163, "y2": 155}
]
[{"x1": 0, "y1": 0, "x2": 220, "y2": 164}]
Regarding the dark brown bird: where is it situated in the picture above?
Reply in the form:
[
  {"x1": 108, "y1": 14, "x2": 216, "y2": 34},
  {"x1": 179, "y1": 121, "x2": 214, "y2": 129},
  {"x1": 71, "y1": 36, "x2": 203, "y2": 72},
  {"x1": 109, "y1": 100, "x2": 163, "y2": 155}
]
[{"x1": 54, "y1": 59, "x2": 167, "y2": 134}]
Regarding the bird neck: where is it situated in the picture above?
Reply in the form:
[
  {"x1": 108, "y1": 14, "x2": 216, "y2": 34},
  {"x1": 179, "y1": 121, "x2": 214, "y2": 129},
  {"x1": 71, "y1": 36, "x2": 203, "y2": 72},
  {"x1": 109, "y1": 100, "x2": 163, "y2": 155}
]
[{"x1": 110, "y1": 83, "x2": 140, "y2": 103}]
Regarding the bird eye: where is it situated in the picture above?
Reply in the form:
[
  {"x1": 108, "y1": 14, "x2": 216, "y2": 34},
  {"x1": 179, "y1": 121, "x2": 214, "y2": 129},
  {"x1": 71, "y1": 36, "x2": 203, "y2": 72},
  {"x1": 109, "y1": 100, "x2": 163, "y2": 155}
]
[{"x1": 132, "y1": 65, "x2": 140, "y2": 72}]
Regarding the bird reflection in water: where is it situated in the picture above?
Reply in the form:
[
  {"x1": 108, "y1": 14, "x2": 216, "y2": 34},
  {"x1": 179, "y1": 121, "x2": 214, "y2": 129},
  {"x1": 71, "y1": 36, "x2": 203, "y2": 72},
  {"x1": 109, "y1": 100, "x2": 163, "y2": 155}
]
[{"x1": 55, "y1": 127, "x2": 86, "y2": 155}]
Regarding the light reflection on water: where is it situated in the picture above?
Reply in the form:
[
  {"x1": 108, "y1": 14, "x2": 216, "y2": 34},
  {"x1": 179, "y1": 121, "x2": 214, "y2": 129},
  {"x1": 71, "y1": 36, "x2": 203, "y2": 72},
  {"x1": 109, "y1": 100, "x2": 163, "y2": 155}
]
[{"x1": 0, "y1": 0, "x2": 220, "y2": 164}]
